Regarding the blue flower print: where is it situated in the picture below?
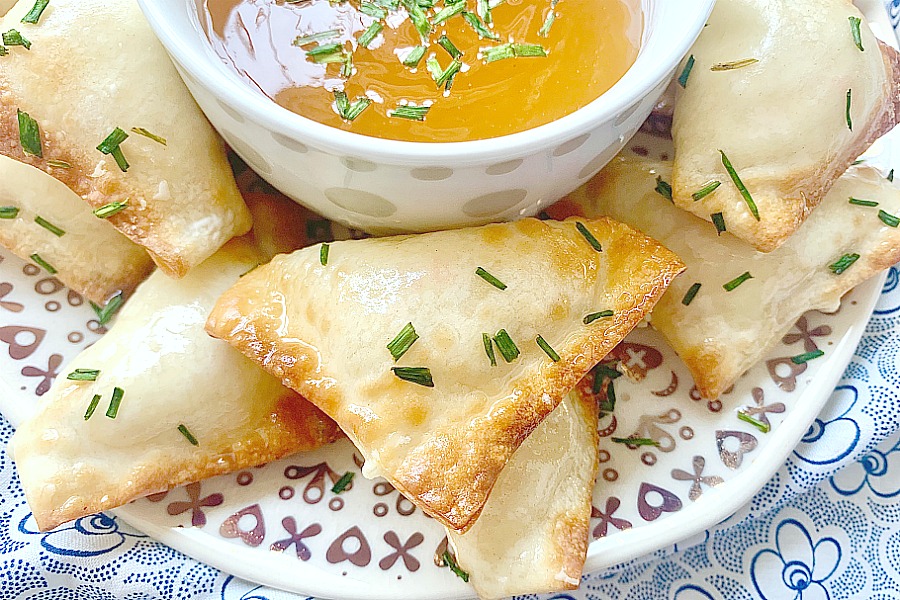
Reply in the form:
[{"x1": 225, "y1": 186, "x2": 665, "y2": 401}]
[
  {"x1": 751, "y1": 519, "x2": 841, "y2": 600},
  {"x1": 830, "y1": 432, "x2": 900, "y2": 498},
  {"x1": 672, "y1": 584, "x2": 717, "y2": 599},
  {"x1": 18, "y1": 512, "x2": 135, "y2": 557},
  {"x1": 793, "y1": 386, "x2": 860, "y2": 466}
]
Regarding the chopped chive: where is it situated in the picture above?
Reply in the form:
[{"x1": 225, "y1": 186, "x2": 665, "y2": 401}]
[
  {"x1": 0, "y1": 206, "x2": 19, "y2": 219},
  {"x1": 358, "y1": 21, "x2": 383, "y2": 47},
  {"x1": 846, "y1": 89, "x2": 853, "y2": 131},
  {"x1": 360, "y1": 0, "x2": 387, "y2": 17},
  {"x1": 293, "y1": 29, "x2": 341, "y2": 46},
  {"x1": 691, "y1": 180, "x2": 721, "y2": 201},
  {"x1": 462, "y1": 11, "x2": 499, "y2": 40},
  {"x1": 710, "y1": 58, "x2": 758, "y2": 71},
  {"x1": 401, "y1": 45, "x2": 426, "y2": 66},
  {"x1": 482, "y1": 332, "x2": 497, "y2": 366},
  {"x1": 387, "y1": 322, "x2": 419, "y2": 361},
  {"x1": 538, "y1": 8, "x2": 555, "y2": 37},
  {"x1": 17, "y1": 109, "x2": 42, "y2": 157},
  {"x1": 21, "y1": 0, "x2": 50, "y2": 24},
  {"x1": 90, "y1": 291, "x2": 124, "y2": 325},
  {"x1": 511, "y1": 43, "x2": 547, "y2": 57},
  {"x1": 391, "y1": 366, "x2": 434, "y2": 387},
  {"x1": 331, "y1": 471, "x2": 354, "y2": 494},
  {"x1": 889, "y1": 169, "x2": 895, "y2": 182},
  {"x1": 600, "y1": 379, "x2": 616, "y2": 413},
  {"x1": 93, "y1": 200, "x2": 128, "y2": 219},
  {"x1": 584, "y1": 310, "x2": 614, "y2": 324},
  {"x1": 105, "y1": 387, "x2": 125, "y2": 419},
  {"x1": 849, "y1": 197, "x2": 878, "y2": 207},
  {"x1": 492, "y1": 329, "x2": 520, "y2": 363},
  {"x1": 682, "y1": 282, "x2": 702, "y2": 306},
  {"x1": 426, "y1": 56, "x2": 443, "y2": 81},
  {"x1": 29, "y1": 253, "x2": 56, "y2": 274},
  {"x1": 437, "y1": 34, "x2": 462, "y2": 59},
  {"x1": 345, "y1": 97, "x2": 371, "y2": 121},
  {"x1": 178, "y1": 424, "x2": 199, "y2": 446},
  {"x1": 575, "y1": 222, "x2": 602, "y2": 252},
  {"x1": 96, "y1": 127, "x2": 129, "y2": 154},
  {"x1": 3, "y1": 29, "x2": 31, "y2": 49},
  {"x1": 481, "y1": 42, "x2": 547, "y2": 62},
  {"x1": 879, "y1": 210, "x2": 900, "y2": 227},
  {"x1": 791, "y1": 349, "x2": 824, "y2": 364},
  {"x1": 477, "y1": 0, "x2": 491, "y2": 24},
  {"x1": 46, "y1": 159, "x2": 71, "y2": 169},
  {"x1": 442, "y1": 551, "x2": 469, "y2": 582},
  {"x1": 435, "y1": 58, "x2": 462, "y2": 89},
  {"x1": 84, "y1": 394, "x2": 101, "y2": 420},
  {"x1": 307, "y1": 42, "x2": 343, "y2": 58},
  {"x1": 401, "y1": 0, "x2": 431, "y2": 40},
  {"x1": 340, "y1": 52, "x2": 354, "y2": 76},
  {"x1": 432, "y1": 1, "x2": 464, "y2": 25},
  {"x1": 110, "y1": 147, "x2": 129, "y2": 172},
  {"x1": 0, "y1": 46, "x2": 6, "y2": 56},
  {"x1": 34, "y1": 215, "x2": 65, "y2": 237},
  {"x1": 130, "y1": 127, "x2": 167, "y2": 146},
  {"x1": 535, "y1": 335, "x2": 560, "y2": 362},
  {"x1": 475, "y1": 266, "x2": 506, "y2": 290},
  {"x1": 677, "y1": 54, "x2": 695, "y2": 88},
  {"x1": 849, "y1": 16, "x2": 864, "y2": 51},
  {"x1": 829, "y1": 253, "x2": 860, "y2": 275},
  {"x1": 737, "y1": 411, "x2": 770, "y2": 434},
  {"x1": 720, "y1": 150, "x2": 759, "y2": 220},
  {"x1": 852, "y1": 159, "x2": 866, "y2": 166},
  {"x1": 654, "y1": 176, "x2": 673, "y2": 201},
  {"x1": 594, "y1": 363, "x2": 621, "y2": 382},
  {"x1": 723, "y1": 271, "x2": 753, "y2": 292},
  {"x1": 711, "y1": 212, "x2": 727, "y2": 235},
  {"x1": 611, "y1": 437, "x2": 659, "y2": 447},
  {"x1": 320, "y1": 242, "x2": 330, "y2": 265},
  {"x1": 389, "y1": 105, "x2": 430, "y2": 121},
  {"x1": 67, "y1": 368, "x2": 100, "y2": 381}
]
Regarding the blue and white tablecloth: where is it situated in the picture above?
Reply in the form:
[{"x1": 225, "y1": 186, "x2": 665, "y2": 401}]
[{"x1": 3, "y1": 3, "x2": 900, "y2": 599}]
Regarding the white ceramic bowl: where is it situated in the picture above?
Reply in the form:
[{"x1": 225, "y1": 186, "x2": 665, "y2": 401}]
[{"x1": 138, "y1": 0, "x2": 715, "y2": 233}]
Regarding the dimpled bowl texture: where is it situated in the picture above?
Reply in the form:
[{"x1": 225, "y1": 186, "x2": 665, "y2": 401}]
[{"x1": 138, "y1": 0, "x2": 715, "y2": 233}]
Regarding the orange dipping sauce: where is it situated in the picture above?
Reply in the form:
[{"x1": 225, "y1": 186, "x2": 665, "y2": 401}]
[{"x1": 202, "y1": 0, "x2": 641, "y2": 142}]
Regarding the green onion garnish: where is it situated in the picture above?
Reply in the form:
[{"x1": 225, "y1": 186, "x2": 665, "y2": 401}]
[
  {"x1": 677, "y1": 54, "x2": 695, "y2": 88},
  {"x1": 93, "y1": 200, "x2": 128, "y2": 219},
  {"x1": 3, "y1": 29, "x2": 31, "y2": 49},
  {"x1": 481, "y1": 42, "x2": 547, "y2": 62},
  {"x1": 829, "y1": 253, "x2": 860, "y2": 275},
  {"x1": 682, "y1": 283, "x2": 702, "y2": 306},
  {"x1": 67, "y1": 368, "x2": 99, "y2": 381},
  {"x1": 21, "y1": 0, "x2": 50, "y2": 24},
  {"x1": 358, "y1": 21, "x2": 383, "y2": 48},
  {"x1": 426, "y1": 56, "x2": 443, "y2": 81},
  {"x1": 691, "y1": 180, "x2": 721, "y2": 201},
  {"x1": 84, "y1": 394, "x2": 101, "y2": 421},
  {"x1": 293, "y1": 29, "x2": 341, "y2": 46},
  {"x1": 536, "y1": 335, "x2": 560, "y2": 362},
  {"x1": 492, "y1": 329, "x2": 519, "y2": 363},
  {"x1": 720, "y1": 150, "x2": 759, "y2": 221},
  {"x1": 654, "y1": 176, "x2": 673, "y2": 201},
  {"x1": 879, "y1": 209, "x2": 900, "y2": 227},
  {"x1": 46, "y1": 159, "x2": 71, "y2": 169},
  {"x1": 846, "y1": 89, "x2": 853, "y2": 131},
  {"x1": 333, "y1": 91, "x2": 372, "y2": 122},
  {"x1": 110, "y1": 148, "x2": 129, "y2": 172},
  {"x1": 29, "y1": 253, "x2": 56, "y2": 274},
  {"x1": 437, "y1": 34, "x2": 462, "y2": 59},
  {"x1": 34, "y1": 215, "x2": 65, "y2": 237},
  {"x1": 441, "y1": 551, "x2": 469, "y2": 582},
  {"x1": 389, "y1": 104, "x2": 430, "y2": 121},
  {"x1": 320, "y1": 242, "x2": 330, "y2": 265},
  {"x1": 90, "y1": 291, "x2": 124, "y2": 325},
  {"x1": 131, "y1": 127, "x2": 167, "y2": 146},
  {"x1": 889, "y1": 169, "x2": 895, "y2": 182},
  {"x1": 387, "y1": 322, "x2": 419, "y2": 361},
  {"x1": 331, "y1": 471, "x2": 354, "y2": 494},
  {"x1": 584, "y1": 310, "x2": 614, "y2": 324},
  {"x1": 538, "y1": 8, "x2": 555, "y2": 37},
  {"x1": 0, "y1": 206, "x2": 19, "y2": 219},
  {"x1": 575, "y1": 222, "x2": 602, "y2": 252},
  {"x1": 612, "y1": 437, "x2": 659, "y2": 447},
  {"x1": 401, "y1": 45, "x2": 426, "y2": 66},
  {"x1": 791, "y1": 349, "x2": 824, "y2": 364},
  {"x1": 307, "y1": 42, "x2": 344, "y2": 59},
  {"x1": 178, "y1": 424, "x2": 199, "y2": 446},
  {"x1": 849, "y1": 16, "x2": 864, "y2": 51},
  {"x1": 105, "y1": 386, "x2": 125, "y2": 419},
  {"x1": 723, "y1": 271, "x2": 753, "y2": 292},
  {"x1": 849, "y1": 197, "x2": 878, "y2": 207},
  {"x1": 435, "y1": 58, "x2": 462, "y2": 89},
  {"x1": 401, "y1": 0, "x2": 431, "y2": 40},
  {"x1": 477, "y1": 0, "x2": 491, "y2": 24},
  {"x1": 600, "y1": 379, "x2": 616, "y2": 413},
  {"x1": 475, "y1": 266, "x2": 506, "y2": 290},
  {"x1": 360, "y1": 1, "x2": 387, "y2": 18},
  {"x1": 737, "y1": 411, "x2": 770, "y2": 434},
  {"x1": 711, "y1": 212, "x2": 727, "y2": 235},
  {"x1": 462, "y1": 11, "x2": 499, "y2": 40},
  {"x1": 96, "y1": 127, "x2": 128, "y2": 153},
  {"x1": 710, "y1": 58, "x2": 758, "y2": 71},
  {"x1": 391, "y1": 366, "x2": 434, "y2": 387},
  {"x1": 594, "y1": 363, "x2": 621, "y2": 382},
  {"x1": 482, "y1": 332, "x2": 496, "y2": 367},
  {"x1": 17, "y1": 109, "x2": 42, "y2": 157},
  {"x1": 432, "y1": 1, "x2": 464, "y2": 25}
]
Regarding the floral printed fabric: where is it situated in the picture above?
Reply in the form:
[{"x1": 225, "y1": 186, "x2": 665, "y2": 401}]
[{"x1": 2, "y1": 4, "x2": 900, "y2": 599}]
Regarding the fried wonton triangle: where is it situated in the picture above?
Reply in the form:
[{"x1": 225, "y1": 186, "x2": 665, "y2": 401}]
[
  {"x1": 568, "y1": 155, "x2": 900, "y2": 399},
  {"x1": 672, "y1": 0, "x2": 900, "y2": 252},
  {"x1": 447, "y1": 389, "x2": 599, "y2": 599},
  {"x1": 10, "y1": 198, "x2": 342, "y2": 532},
  {"x1": 0, "y1": 0, "x2": 250, "y2": 277},
  {"x1": 207, "y1": 217, "x2": 684, "y2": 531}
]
